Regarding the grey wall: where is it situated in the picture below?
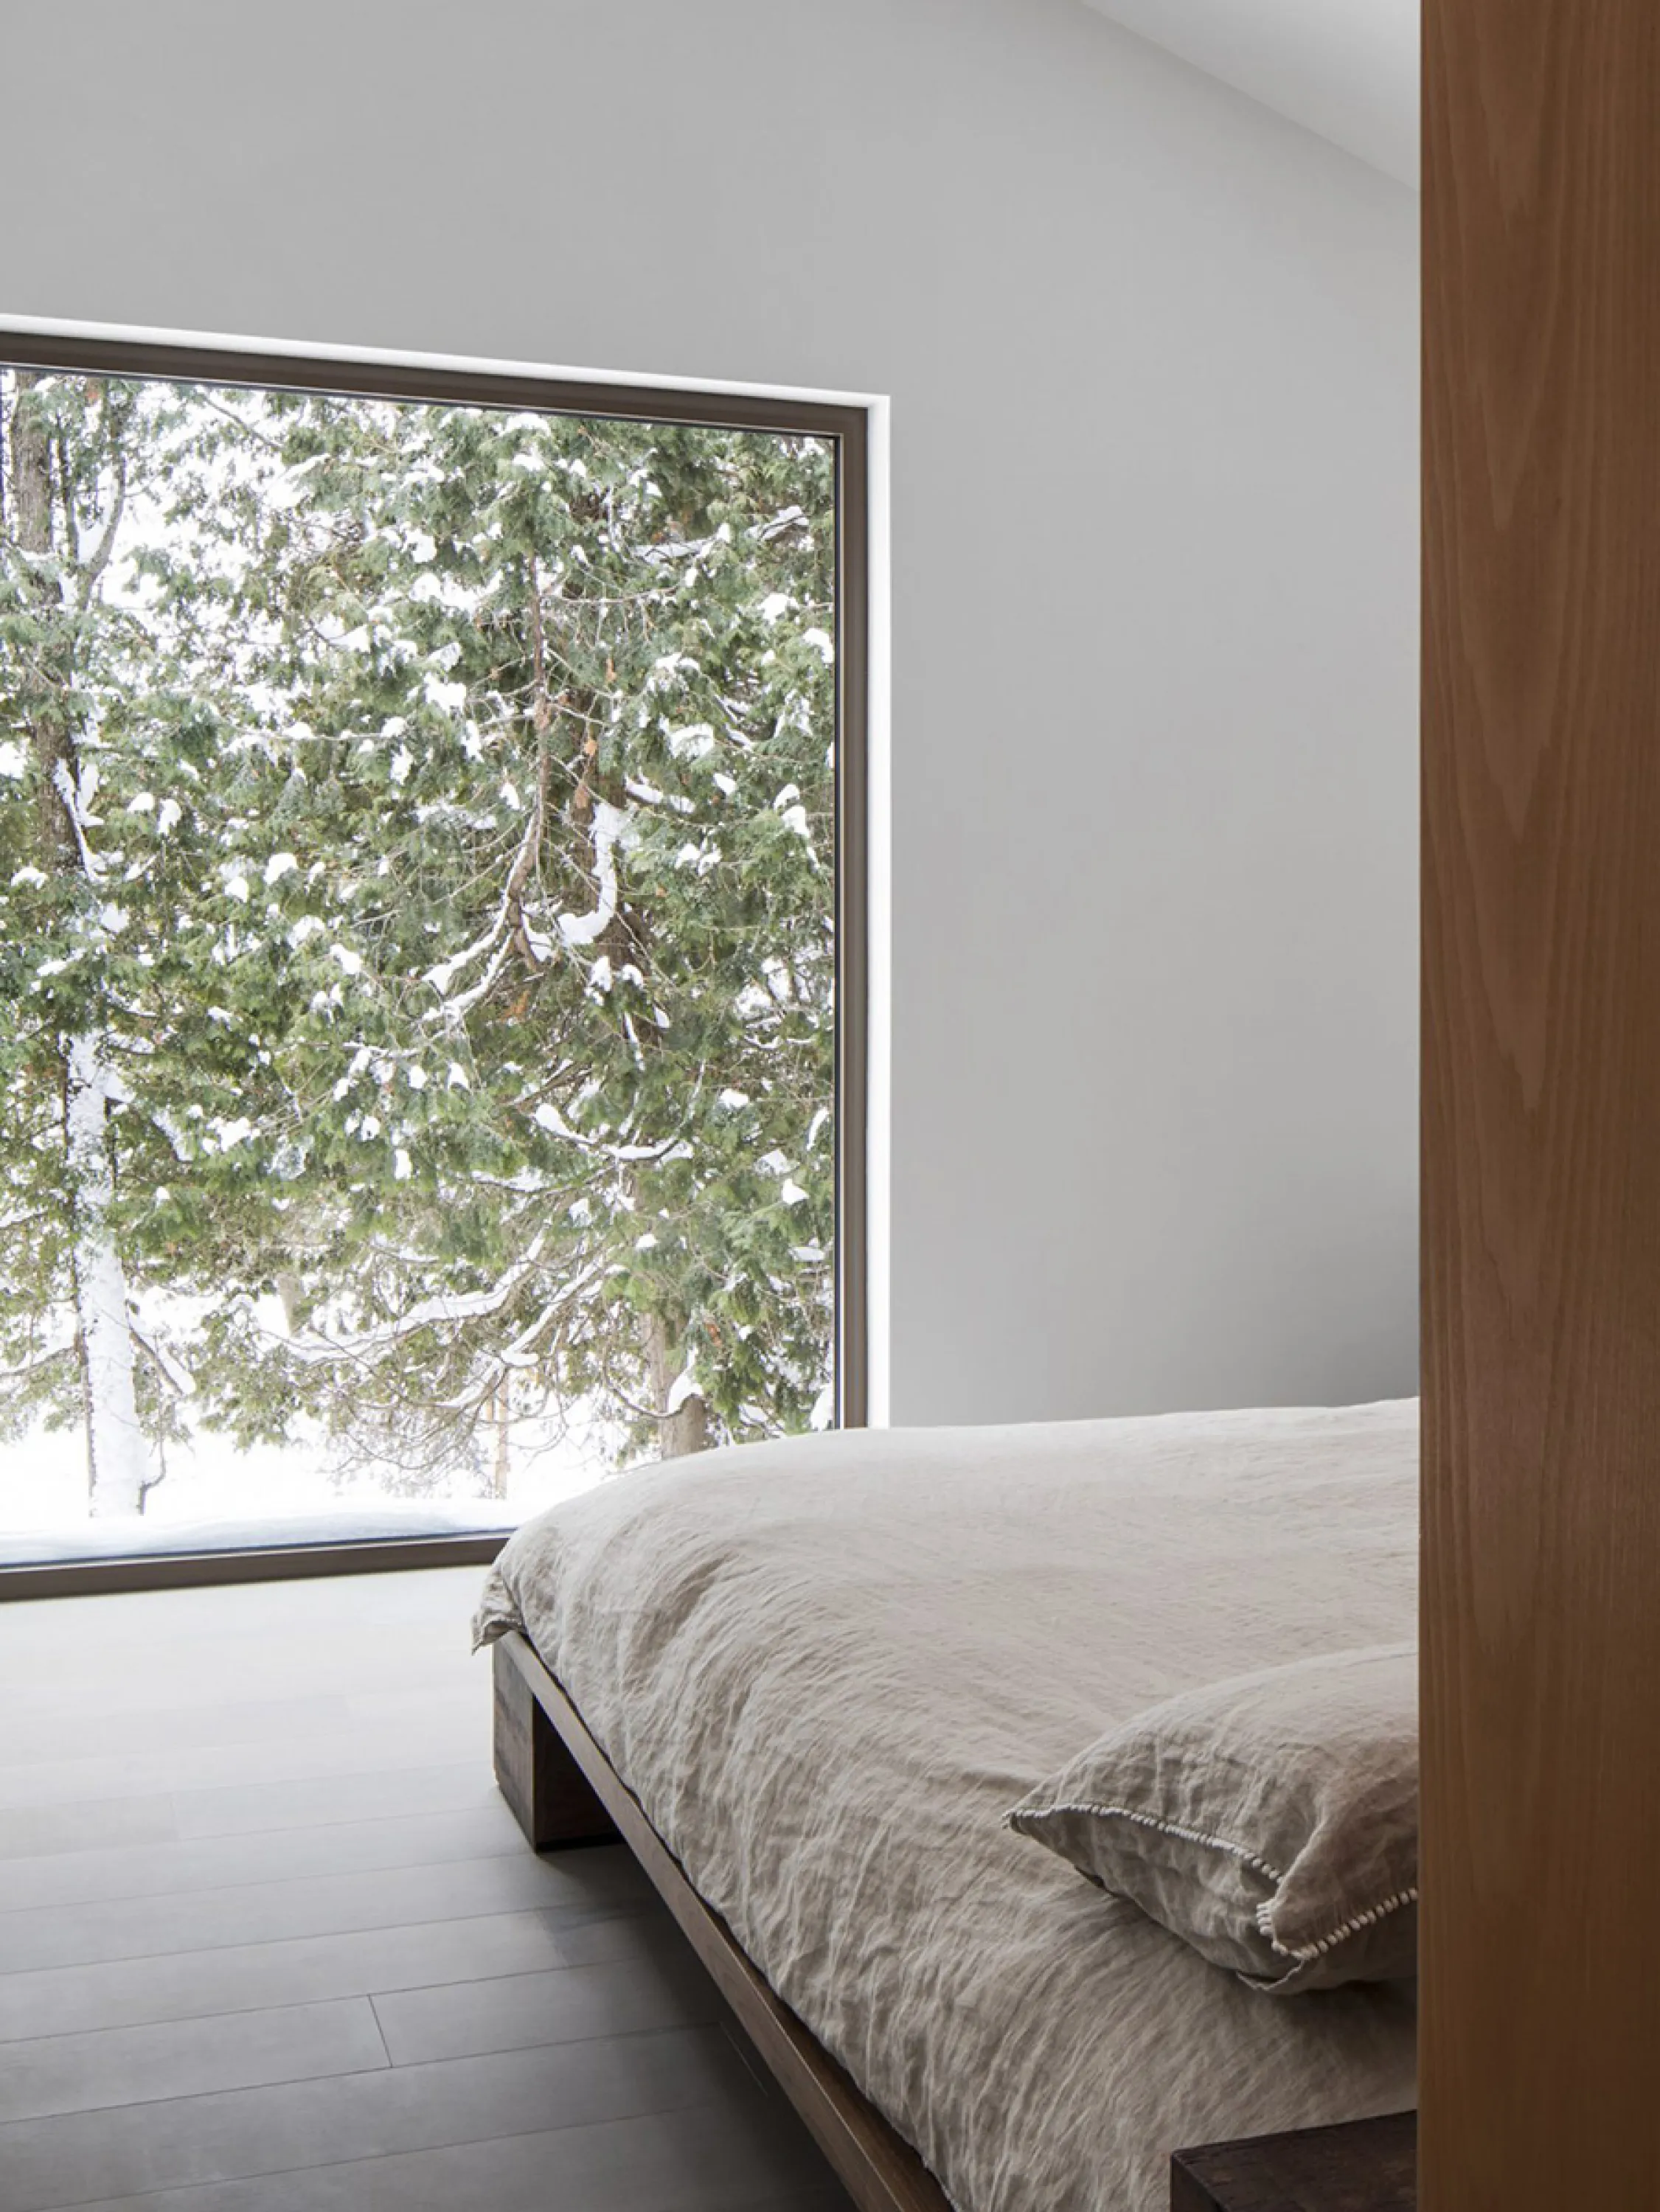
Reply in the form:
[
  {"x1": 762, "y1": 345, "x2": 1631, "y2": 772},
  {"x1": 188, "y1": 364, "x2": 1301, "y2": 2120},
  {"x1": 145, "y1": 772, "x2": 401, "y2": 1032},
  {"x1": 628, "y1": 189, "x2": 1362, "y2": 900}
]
[
  {"x1": 1083, "y1": 0, "x2": 1420, "y2": 185},
  {"x1": 0, "y1": 0, "x2": 1418, "y2": 1426}
]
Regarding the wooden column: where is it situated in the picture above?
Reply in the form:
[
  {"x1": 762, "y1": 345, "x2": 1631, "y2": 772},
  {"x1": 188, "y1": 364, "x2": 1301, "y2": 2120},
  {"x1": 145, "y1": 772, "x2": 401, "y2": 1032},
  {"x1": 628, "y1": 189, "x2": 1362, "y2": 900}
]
[{"x1": 1423, "y1": 5, "x2": 1660, "y2": 2205}]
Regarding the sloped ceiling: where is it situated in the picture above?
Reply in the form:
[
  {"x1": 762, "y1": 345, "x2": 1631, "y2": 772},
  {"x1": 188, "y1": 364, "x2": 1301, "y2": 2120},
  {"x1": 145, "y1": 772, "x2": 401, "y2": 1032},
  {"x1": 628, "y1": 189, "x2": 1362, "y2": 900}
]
[{"x1": 1080, "y1": 0, "x2": 1417, "y2": 187}]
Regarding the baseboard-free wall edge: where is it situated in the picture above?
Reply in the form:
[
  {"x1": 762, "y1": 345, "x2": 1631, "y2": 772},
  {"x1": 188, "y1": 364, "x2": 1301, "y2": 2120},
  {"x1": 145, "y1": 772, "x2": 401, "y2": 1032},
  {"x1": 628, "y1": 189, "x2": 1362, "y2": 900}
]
[{"x1": 0, "y1": 1532, "x2": 507, "y2": 1601}]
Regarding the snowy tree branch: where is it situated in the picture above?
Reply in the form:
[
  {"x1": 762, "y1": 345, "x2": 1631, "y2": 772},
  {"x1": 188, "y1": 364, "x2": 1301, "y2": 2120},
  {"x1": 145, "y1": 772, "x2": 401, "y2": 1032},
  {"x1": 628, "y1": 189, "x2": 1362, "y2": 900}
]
[
  {"x1": 277, "y1": 1235, "x2": 549, "y2": 1366},
  {"x1": 0, "y1": 1341, "x2": 77, "y2": 1384},
  {"x1": 129, "y1": 1310, "x2": 197, "y2": 1398},
  {"x1": 51, "y1": 760, "x2": 105, "y2": 883}
]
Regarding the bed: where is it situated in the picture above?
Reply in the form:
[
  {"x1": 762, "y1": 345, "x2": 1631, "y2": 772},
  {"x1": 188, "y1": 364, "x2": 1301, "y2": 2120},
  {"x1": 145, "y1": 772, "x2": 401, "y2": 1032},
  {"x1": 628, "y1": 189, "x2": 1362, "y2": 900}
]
[{"x1": 473, "y1": 1398, "x2": 1419, "y2": 2212}]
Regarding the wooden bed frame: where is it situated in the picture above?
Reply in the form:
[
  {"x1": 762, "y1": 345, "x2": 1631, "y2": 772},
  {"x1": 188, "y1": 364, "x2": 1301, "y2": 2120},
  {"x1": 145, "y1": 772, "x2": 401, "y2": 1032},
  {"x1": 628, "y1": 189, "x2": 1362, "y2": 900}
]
[
  {"x1": 490, "y1": 1630, "x2": 953, "y2": 2212},
  {"x1": 494, "y1": 1630, "x2": 1415, "y2": 2212}
]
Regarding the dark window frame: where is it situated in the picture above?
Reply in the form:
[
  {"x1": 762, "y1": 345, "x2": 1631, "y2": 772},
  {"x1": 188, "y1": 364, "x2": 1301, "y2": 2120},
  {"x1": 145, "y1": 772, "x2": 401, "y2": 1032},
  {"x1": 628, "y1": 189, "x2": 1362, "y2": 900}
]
[{"x1": 0, "y1": 332, "x2": 870, "y2": 1599}]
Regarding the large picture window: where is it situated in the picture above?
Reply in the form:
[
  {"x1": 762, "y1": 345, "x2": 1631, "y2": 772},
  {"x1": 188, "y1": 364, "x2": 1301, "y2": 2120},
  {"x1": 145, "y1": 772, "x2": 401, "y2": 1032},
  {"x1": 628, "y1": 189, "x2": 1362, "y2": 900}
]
[{"x1": 0, "y1": 340, "x2": 867, "y2": 1583}]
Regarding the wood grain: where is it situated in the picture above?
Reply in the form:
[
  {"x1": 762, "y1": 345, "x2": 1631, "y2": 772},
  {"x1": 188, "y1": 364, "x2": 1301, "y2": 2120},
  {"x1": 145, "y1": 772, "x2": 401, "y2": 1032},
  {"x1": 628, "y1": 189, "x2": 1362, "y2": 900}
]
[
  {"x1": 1171, "y1": 2111, "x2": 1414, "y2": 2211},
  {"x1": 1423, "y1": 4, "x2": 1660, "y2": 2205},
  {"x1": 494, "y1": 1630, "x2": 950, "y2": 2212},
  {"x1": 492, "y1": 1637, "x2": 619, "y2": 1849}
]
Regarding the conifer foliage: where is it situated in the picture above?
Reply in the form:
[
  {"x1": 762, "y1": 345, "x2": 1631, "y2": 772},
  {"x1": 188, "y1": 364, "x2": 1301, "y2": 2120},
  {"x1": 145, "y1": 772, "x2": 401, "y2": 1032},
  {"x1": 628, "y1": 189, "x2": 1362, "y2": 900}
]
[{"x1": 0, "y1": 369, "x2": 838, "y2": 1516}]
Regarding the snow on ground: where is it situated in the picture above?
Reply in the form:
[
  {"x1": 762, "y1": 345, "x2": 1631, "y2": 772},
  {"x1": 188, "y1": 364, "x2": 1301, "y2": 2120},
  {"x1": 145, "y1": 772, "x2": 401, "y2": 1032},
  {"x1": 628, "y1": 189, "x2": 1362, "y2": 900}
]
[{"x1": 0, "y1": 1403, "x2": 629, "y2": 1563}]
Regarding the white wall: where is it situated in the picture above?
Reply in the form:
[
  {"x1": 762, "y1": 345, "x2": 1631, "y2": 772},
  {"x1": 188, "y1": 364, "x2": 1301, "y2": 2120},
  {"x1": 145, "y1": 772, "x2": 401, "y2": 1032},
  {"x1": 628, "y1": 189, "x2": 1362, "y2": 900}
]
[
  {"x1": 0, "y1": 0, "x2": 1418, "y2": 1427},
  {"x1": 1083, "y1": 0, "x2": 1419, "y2": 185}
]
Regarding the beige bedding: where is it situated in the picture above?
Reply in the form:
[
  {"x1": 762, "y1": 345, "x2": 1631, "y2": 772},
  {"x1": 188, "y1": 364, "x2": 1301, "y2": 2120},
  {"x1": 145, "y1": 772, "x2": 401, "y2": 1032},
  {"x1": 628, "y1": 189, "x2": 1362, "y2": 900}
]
[{"x1": 474, "y1": 1399, "x2": 1419, "y2": 2212}]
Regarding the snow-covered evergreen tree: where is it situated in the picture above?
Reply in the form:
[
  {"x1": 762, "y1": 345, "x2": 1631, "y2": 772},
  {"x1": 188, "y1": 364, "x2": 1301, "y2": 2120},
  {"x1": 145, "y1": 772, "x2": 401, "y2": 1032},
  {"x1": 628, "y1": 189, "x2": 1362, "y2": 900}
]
[{"x1": 0, "y1": 369, "x2": 838, "y2": 1513}]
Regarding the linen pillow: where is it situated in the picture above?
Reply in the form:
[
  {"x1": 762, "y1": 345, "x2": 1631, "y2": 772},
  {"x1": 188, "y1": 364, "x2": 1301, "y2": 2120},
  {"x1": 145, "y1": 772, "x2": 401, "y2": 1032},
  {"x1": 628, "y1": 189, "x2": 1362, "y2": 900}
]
[{"x1": 1005, "y1": 1642, "x2": 1417, "y2": 1994}]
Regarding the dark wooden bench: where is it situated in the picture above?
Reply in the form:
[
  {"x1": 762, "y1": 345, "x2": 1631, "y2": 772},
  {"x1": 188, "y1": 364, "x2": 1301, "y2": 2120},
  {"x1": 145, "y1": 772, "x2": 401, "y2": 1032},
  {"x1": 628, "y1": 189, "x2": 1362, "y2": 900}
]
[{"x1": 1172, "y1": 2110, "x2": 1416, "y2": 2211}]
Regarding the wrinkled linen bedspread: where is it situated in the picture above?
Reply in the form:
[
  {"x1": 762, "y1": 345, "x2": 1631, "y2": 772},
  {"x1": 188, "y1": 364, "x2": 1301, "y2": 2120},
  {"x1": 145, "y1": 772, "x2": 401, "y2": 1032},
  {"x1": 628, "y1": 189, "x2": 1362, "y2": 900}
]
[{"x1": 474, "y1": 1400, "x2": 1418, "y2": 2212}]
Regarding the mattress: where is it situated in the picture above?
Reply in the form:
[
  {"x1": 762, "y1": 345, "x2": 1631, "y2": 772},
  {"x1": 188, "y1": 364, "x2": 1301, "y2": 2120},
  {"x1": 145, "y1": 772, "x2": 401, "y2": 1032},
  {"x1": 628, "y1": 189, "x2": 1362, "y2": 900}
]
[{"x1": 474, "y1": 1400, "x2": 1419, "y2": 2212}]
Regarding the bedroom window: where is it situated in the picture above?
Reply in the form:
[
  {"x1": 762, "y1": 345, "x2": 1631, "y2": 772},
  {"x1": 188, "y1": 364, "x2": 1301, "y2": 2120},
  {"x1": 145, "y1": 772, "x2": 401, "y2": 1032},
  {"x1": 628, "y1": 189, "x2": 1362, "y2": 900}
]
[{"x1": 0, "y1": 340, "x2": 867, "y2": 1585}]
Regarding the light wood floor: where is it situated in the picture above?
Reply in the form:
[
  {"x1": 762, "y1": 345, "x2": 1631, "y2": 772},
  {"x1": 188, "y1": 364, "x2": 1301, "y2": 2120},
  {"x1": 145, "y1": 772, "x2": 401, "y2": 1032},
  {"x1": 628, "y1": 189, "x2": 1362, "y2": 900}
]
[{"x1": 0, "y1": 1565, "x2": 851, "y2": 2211}]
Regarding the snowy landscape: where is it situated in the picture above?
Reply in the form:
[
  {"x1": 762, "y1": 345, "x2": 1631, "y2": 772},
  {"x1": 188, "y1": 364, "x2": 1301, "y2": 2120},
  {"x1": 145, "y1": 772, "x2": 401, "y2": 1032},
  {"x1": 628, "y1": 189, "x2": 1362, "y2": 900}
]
[
  {"x1": 0, "y1": 366, "x2": 838, "y2": 1562},
  {"x1": 0, "y1": 1391, "x2": 625, "y2": 1561}
]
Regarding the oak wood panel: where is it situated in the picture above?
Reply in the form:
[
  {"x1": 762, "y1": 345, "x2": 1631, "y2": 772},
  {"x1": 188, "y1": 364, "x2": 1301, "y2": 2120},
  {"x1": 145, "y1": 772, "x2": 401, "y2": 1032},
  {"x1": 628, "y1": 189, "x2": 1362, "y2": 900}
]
[
  {"x1": 493, "y1": 1630, "x2": 951, "y2": 2212},
  {"x1": 1423, "y1": 4, "x2": 1660, "y2": 2205}
]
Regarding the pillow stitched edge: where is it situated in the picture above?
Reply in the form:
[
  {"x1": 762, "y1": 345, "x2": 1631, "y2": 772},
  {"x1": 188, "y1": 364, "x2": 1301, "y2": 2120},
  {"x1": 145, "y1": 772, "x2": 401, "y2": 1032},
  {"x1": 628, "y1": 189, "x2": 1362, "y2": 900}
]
[
  {"x1": 1253, "y1": 1883, "x2": 1419, "y2": 1964},
  {"x1": 1007, "y1": 1801, "x2": 1417, "y2": 1976},
  {"x1": 1004, "y1": 1799, "x2": 1285, "y2": 1884}
]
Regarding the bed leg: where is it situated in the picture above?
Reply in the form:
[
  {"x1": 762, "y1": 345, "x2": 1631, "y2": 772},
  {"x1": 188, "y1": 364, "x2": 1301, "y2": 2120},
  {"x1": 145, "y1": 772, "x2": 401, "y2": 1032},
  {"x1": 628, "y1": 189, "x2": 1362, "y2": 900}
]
[{"x1": 492, "y1": 1636, "x2": 620, "y2": 1850}]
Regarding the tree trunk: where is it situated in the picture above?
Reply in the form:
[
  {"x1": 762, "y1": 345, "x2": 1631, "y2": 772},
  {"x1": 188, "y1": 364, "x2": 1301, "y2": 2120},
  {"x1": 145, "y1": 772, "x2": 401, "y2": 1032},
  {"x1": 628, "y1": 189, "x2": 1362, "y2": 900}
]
[
  {"x1": 488, "y1": 1380, "x2": 512, "y2": 1500},
  {"x1": 10, "y1": 372, "x2": 156, "y2": 1515},
  {"x1": 64, "y1": 1037, "x2": 153, "y2": 1516},
  {"x1": 642, "y1": 1311, "x2": 709, "y2": 1459},
  {"x1": 10, "y1": 376, "x2": 75, "y2": 869}
]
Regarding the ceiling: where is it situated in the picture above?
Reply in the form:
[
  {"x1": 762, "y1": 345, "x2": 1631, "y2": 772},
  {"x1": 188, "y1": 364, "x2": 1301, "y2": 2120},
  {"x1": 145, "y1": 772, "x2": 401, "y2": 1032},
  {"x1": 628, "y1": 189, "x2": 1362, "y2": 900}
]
[{"x1": 1080, "y1": 0, "x2": 1417, "y2": 187}]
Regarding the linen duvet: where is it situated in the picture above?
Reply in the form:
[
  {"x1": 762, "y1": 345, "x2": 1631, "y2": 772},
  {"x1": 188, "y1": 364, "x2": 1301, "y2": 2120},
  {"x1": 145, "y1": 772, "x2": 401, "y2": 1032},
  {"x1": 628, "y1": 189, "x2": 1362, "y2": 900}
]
[{"x1": 475, "y1": 1399, "x2": 1418, "y2": 2212}]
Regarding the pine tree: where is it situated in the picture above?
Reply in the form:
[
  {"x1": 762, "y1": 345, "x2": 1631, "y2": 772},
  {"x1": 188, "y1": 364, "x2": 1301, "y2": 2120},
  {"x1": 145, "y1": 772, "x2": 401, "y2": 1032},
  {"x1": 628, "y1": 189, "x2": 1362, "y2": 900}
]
[
  {"x1": 0, "y1": 372, "x2": 171, "y2": 1512},
  {"x1": 0, "y1": 369, "x2": 838, "y2": 1514}
]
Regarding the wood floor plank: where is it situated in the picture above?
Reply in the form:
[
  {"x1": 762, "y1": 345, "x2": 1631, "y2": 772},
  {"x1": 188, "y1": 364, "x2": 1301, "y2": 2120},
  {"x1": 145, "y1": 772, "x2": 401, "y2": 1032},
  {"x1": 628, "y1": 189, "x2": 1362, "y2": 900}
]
[
  {"x1": 342, "y1": 1685, "x2": 493, "y2": 1735},
  {"x1": 0, "y1": 1724, "x2": 493, "y2": 1814},
  {"x1": 3, "y1": 1652, "x2": 473, "y2": 1725},
  {"x1": 0, "y1": 2023, "x2": 760, "y2": 2210},
  {"x1": 0, "y1": 1996, "x2": 387, "y2": 2124},
  {"x1": 0, "y1": 1571, "x2": 850, "y2": 2212},
  {"x1": 0, "y1": 1907, "x2": 585, "y2": 2042},
  {"x1": 0, "y1": 1802, "x2": 529, "y2": 1914},
  {"x1": 0, "y1": 1798, "x2": 179, "y2": 1865},
  {"x1": 549, "y1": 1904, "x2": 701, "y2": 1972},
  {"x1": 0, "y1": 1697, "x2": 352, "y2": 1770},
  {"x1": 0, "y1": 1635, "x2": 486, "y2": 1727},
  {"x1": 29, "y1": 2098, "x2": 847, "y2": 2212},
  {"x1": 170, "y1": 1761, "x2": 494, "y2": 1840},
  {"x1": 0, "y1": 1843, "x2": 653, "y2": 1974},
  {"x1": 372, "y1": 1950, "x2": 720, "y2": 2065}
]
